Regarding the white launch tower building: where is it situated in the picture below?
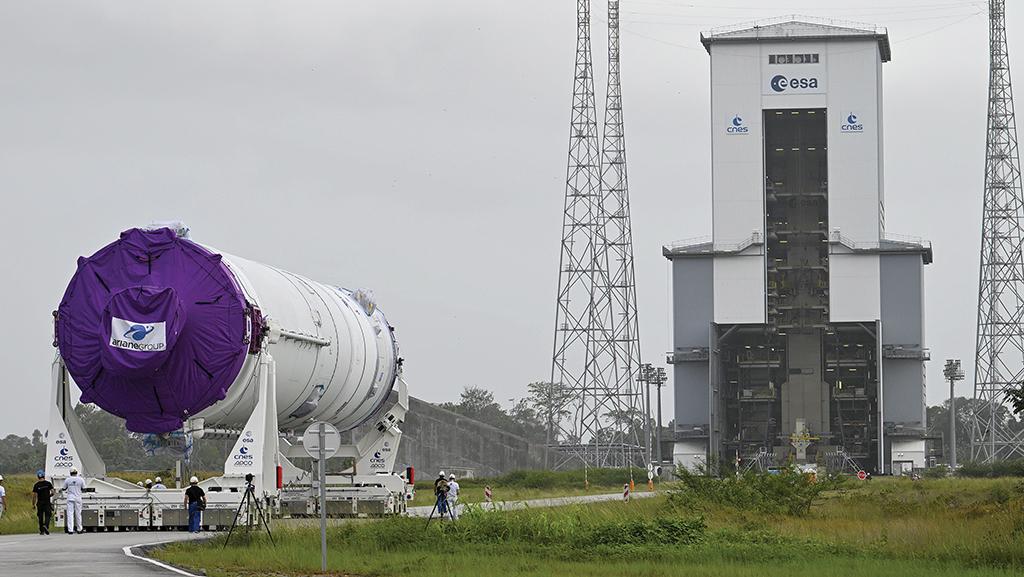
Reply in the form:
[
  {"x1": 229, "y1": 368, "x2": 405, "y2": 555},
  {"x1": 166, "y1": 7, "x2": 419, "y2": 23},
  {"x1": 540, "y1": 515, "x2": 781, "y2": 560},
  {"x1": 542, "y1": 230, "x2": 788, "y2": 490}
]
[{"x1": 666, "y1": 20, "x2": 932, "y2": 475}]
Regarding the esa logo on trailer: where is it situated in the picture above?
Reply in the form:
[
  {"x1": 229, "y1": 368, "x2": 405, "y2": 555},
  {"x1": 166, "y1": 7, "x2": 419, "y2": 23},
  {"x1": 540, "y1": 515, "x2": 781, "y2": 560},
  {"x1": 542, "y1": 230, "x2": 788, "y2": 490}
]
[
  {"x1": 841, "y1": 113, "x2": 864, "y2": 133},
  {"x1": 770, "y1": 74, "x2": 819, "y2": 93},
  {"x1": 726, "y1": 116, "x2": 749, "y2": 134}
]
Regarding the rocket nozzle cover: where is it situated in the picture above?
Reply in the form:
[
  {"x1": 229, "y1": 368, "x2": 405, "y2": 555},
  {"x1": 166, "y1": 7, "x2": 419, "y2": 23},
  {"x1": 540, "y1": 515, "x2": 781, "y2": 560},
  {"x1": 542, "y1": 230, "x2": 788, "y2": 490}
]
[{"x1": 57, "y1": 228, "x2": 248, "y2": 433}]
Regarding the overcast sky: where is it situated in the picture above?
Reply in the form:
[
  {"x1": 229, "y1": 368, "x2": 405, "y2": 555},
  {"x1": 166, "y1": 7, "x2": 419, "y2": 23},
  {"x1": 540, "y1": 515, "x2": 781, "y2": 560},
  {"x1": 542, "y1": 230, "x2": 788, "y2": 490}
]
[{"x1": 0, "y1": 0, "x2": 1008, "y2": 436}]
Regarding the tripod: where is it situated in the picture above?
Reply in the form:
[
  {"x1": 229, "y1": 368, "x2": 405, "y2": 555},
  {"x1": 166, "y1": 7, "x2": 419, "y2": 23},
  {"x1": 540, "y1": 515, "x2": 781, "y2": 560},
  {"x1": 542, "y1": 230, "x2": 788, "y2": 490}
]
[
  {"x1": 224, "y1": 481, "x2": 274, "y2": 547},
  {"x1": 424, "y1": 492, "x2": 456, "y2": 528}
]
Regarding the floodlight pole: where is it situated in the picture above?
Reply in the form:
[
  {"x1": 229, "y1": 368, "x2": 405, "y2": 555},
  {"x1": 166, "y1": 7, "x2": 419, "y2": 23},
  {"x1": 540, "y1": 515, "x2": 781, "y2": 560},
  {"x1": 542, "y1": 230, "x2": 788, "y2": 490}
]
[
  {"x1": 640, "y1": 363, "x2": 653, "y2": 467},
  {"x1": 943, "y1": 359, "x2": 964, "y2": 470},
  {"x1": 655, "y1": 367, "x2": 666, "y2": 466}
]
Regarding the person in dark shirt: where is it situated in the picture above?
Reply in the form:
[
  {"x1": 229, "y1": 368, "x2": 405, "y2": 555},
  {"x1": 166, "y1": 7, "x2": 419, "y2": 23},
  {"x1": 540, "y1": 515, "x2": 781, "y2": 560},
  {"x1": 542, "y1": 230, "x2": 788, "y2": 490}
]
[
  {"x1": 31, "y1": 470, "x2": 54, "y2": 535},
  {"x1": 432, "y1": 471, "x2": 449, "y2": 515},
  {"x1": 184, "y1": 476, "x2": 206, "y2": 533}
]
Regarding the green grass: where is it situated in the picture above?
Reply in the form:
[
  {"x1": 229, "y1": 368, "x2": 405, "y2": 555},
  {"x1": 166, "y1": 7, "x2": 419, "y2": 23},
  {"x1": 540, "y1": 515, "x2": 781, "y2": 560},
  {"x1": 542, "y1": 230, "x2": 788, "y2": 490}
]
[
  {"x1": 408, "y1": 484, "x2": 632, "y2": 507},
  {"x1": 0, "y1": 474, "x2": 40, "y2": 535},
  {"x1": 153, "y1": 476, "x2": 1024, "y2": 577},
  {"x1": 408, "y1": 467, "x2": 652, "y2": 506}
]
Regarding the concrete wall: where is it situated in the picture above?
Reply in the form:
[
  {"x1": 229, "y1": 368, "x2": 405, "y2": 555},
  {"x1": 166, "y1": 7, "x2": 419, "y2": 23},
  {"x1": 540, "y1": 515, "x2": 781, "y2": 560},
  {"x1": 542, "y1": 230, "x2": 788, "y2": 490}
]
[
  {"x1": 880, "y1": 253, "x2": 927, "y2": 427},
  {"x1": 671, "y1": 257, "x2": 713, "y2": 429},
  {"x1": 356, "y1": 395, "x2": 549, "y2": 477}
]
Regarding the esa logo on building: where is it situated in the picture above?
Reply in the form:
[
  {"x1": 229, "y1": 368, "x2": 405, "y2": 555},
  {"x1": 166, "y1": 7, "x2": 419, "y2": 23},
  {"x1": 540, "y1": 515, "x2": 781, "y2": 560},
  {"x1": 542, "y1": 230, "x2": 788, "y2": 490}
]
[
  {"x1": 770, "y1": 74, "x2": 819, "y2": 93},
  {"x1": 841, "y1": 113, "x2": 864, "y2": 133},
  {"x1": 726, "y1": 115, "x2": 749, "y2": 134}
]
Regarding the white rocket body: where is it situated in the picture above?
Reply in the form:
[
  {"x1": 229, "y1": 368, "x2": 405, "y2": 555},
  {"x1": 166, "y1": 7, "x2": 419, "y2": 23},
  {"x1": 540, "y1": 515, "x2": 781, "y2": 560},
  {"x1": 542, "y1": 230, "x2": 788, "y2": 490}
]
[{"x1": 198, "y1": 251, "x2": 400, "y2": 433}]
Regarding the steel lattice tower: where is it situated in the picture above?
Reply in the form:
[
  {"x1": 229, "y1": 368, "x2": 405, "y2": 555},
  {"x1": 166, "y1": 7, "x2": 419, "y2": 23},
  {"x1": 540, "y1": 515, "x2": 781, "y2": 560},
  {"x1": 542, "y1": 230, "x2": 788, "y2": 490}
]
[
  {"x1": 549, "y1": 0, "x2": 642, "y2": 469},
  {"x1": 600, "y1": 0, "x2": 646, "y2": 465},
  {"x1": 972, "y1": 0, "x2": 1024, "y2": 463}
]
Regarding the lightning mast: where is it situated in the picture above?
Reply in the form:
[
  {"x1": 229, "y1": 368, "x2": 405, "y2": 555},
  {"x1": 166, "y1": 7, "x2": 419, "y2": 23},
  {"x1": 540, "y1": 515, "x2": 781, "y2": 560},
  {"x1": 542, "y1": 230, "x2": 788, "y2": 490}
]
[
  {"x1": 972, "y1": 0, "x2": 1024, "y2": 463},
  {"x1": 549, "y1": 0, "x2": 645, "y2": 470},
  {"x1": 600, "y1": 0, "x2": 646, "y2": 466}
]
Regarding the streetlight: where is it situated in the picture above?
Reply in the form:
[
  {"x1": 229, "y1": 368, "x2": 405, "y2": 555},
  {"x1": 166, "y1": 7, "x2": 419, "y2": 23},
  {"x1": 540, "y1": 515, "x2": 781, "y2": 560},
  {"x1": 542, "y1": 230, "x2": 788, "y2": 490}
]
[
  {"x1": 651, "y1": 367, "x2": 667, "y2": 466},
  {"x1": 943, "y1": 359, "x2": 964, "y2": 469},
  {"x1": 638, "y1": 363, "x2": 667, "y2": 469},
  {"x1": 638, "y1": 363, "x2": 652, "y2": 468}
]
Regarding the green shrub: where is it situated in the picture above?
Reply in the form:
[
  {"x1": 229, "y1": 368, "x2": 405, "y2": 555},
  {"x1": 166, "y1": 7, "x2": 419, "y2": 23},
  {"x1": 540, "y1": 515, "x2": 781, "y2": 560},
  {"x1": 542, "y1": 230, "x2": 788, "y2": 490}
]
[
  {"x1": 923, "y1": 465, "x2": 950, "y2": 479},
  {"x1": 957, "y1": 460, "x2": 1024, "y2": 478},
  {"x1": 669, "y1": 466, "x2": 845, "y2": 516}
]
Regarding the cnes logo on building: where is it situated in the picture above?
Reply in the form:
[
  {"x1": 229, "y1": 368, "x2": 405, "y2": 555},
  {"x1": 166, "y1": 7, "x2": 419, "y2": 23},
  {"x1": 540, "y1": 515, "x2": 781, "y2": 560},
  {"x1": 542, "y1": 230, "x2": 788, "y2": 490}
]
[
  {"x1": 109, "y1": 317, "x2": 167, "y2": 352},
  {"x1": 726, "y1": 115, "x2": 749, "y2": 134},
  {"x1": 841, "y1": 113, "x2": 865, "y2": 133}
]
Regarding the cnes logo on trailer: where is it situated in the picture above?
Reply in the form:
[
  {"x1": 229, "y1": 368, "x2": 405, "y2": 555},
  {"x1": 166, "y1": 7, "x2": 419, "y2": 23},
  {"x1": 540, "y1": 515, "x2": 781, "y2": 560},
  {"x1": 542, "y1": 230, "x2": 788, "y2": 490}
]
[
  {"x1": 109, "y1": 317, "x2": 167, "y2": 352},
  {"x1": 841, "y1": 113, "x2": 864, "y2": 133},
  {"x1": 726, "y1": 115, "x2": 749, "y2": 134}
]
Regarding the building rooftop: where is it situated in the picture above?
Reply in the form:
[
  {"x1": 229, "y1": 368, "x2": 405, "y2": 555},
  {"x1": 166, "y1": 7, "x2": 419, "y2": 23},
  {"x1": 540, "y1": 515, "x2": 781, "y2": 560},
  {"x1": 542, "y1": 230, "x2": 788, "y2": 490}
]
[{"x1": 701, "y1": 16, "x2": 891, "y2": 62}]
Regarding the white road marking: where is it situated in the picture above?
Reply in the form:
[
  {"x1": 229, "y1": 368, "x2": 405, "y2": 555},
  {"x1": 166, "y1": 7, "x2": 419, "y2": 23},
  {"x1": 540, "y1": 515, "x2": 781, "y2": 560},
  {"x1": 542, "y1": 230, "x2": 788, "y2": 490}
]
[{"x1": 123, "y1": 539, "x2": 204, "y2": 577}]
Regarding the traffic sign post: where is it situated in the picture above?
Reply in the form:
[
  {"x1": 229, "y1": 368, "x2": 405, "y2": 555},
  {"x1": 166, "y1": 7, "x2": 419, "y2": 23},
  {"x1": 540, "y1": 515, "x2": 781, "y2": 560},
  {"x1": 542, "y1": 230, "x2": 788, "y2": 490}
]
[{"x1": 303, "y1": 422, "x2": 341, "y2": 572}]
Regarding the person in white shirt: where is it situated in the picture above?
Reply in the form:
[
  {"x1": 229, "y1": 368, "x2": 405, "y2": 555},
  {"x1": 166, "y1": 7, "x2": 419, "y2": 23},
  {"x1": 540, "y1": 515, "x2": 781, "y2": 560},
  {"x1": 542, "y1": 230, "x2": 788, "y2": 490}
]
[
  {"x1": 153, "y1": 477, "x2": 167, "y2": 490},
  {"x1": 446, "y1": 474, "x2": 460, "y2": 520},
  {"x1": 0, "y1": 475, "x2": 7, "y2": 520},
  {"x1": 62, "y1": 467, "x2": 86, "y2": 534}
]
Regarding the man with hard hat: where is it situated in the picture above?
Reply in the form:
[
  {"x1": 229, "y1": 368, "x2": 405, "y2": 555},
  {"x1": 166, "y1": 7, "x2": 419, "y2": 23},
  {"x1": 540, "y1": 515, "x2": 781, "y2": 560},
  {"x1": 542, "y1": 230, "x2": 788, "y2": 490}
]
[
  {"x1": 446, "y1": 473, "x2": 461, "y2": 520},
  {"x1": 433, "y1": 471, "x2": 449, "y2": 516},
  {"x1": 153, "y1": 477, "x2": 167, "y2": 490},
  {"x1": 0, "y1": 475, "x2": 6, "y2": 521},
  {"x1": 62, "y1": 467, "x2": 86, "y2": 534},
  {"x1": 31, "y1": 470, "x2": 54, "y2": 535},
  {"x1": 184, "y1": 476, "x2": 206, "y2": 533}
]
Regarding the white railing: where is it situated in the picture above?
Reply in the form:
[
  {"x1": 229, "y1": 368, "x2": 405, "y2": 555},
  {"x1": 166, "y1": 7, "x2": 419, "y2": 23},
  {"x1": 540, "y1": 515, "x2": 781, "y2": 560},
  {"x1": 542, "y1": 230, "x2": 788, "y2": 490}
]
[{"x1": 703, "y1": 14, "x2": 886, "y2": 39}]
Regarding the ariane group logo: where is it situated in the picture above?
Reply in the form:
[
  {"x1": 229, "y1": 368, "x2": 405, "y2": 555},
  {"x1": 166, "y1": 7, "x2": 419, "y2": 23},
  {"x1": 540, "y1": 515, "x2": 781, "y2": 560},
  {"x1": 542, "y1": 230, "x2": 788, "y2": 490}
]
[
  {"x1": 726, "y1": 115, "x2": 749, "y2": 134},
  {"x1": 841, "y1": 113, "x2": 864, "y2": 133},
  {"x1": 770, "y1": 74, "x2": 819, "y2": 93},
  {"x1": 124, "y1": 324, "x2": 155, "y2": 341},
  {"x1": 109, "y1": 317, "x2": 167, "y2": 352}
]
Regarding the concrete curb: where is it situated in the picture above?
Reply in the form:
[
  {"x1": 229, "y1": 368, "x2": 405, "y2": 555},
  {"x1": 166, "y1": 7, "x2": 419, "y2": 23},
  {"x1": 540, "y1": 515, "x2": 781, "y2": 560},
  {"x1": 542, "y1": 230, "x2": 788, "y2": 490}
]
[{"x1": 124, "y1": 536, "x2": 215, "y2": 576}]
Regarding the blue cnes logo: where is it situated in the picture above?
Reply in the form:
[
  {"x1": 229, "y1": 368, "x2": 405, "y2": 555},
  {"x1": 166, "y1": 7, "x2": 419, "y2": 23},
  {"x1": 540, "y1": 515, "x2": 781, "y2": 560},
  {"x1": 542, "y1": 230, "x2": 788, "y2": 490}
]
[
  {"x1": 59, "y1": 448, "x2": 69, "y2": 456},
  {"x1": 841, "y1": 112, "x2": 864, "y2": 133},
  {"x1": 239, "y1": 446, "x2": 249, "y2": 455},
  {"x1": 726, "y1": 115, "x2": 749, "y2": 134},
  {"x1": 373, "y1": 451, "x2": 382, "y2": 459},
  {"x1": 124, "y1": 324, "x2": 155, "y2": 341}
]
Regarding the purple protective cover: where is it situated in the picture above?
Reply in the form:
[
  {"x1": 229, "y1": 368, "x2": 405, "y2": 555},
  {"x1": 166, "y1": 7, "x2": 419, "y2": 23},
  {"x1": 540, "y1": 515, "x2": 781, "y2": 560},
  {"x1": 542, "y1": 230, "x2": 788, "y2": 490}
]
[{"x1": 57, "y1": 228, "x2": 249, "y2": 433}]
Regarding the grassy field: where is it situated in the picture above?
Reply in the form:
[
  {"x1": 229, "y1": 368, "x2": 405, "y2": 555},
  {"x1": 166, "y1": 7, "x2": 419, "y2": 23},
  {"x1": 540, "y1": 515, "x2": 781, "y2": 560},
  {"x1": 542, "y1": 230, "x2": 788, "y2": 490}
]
[
  {"x1": 408, "y1": 484, "x2": 630, "y2": 507},
  {"x1": 153, "y1": 475, "x2": 1024, "y2": 577}
]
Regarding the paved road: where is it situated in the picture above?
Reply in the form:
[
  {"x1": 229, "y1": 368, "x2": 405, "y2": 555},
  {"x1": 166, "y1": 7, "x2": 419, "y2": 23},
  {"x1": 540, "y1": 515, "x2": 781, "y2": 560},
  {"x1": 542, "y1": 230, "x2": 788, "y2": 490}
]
[
  {"x1": 0, "y1": 491, "x2": 661, "y2": 576},
  {"x1": 0, "y1": 531, "x2": 204, "y2": 576}
]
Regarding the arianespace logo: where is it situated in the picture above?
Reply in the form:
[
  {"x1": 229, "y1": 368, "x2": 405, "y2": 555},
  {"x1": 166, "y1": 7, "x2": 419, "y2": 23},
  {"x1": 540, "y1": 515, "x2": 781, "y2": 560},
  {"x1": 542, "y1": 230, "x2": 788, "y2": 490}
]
[
  {"x1": 726, "y1": 115, "x2": 749, "y2": 135},
  {"x1": 770, "y1": 74, "x2": 819, "y2": 93},
  {"x1": 109, "y1": 317, "x2": 166, "y2": 352},
  {"x1": 841, "y1": 113, "x2": 864, "y2": 133}
]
